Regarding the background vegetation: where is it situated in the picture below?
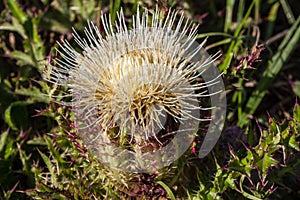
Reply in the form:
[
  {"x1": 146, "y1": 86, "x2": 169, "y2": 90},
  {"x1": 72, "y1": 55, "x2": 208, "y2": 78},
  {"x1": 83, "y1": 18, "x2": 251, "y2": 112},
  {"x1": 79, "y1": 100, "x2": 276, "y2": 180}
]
[{"x1": 0, "y1": 0, "x2": 299, "y2": 199}]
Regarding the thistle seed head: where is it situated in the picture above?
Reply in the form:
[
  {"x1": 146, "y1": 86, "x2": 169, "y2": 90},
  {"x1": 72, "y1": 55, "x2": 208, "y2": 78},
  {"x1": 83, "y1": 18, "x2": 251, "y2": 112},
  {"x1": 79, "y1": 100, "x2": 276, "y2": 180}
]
[{"x1": 44, "y1": 6, "x2": 225, "y2": 172}]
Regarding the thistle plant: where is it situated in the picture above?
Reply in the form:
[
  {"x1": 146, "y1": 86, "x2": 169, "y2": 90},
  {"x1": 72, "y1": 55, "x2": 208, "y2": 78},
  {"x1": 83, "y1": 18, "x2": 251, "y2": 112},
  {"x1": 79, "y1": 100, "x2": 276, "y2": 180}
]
[
  {"x1": 44, "y1": 6, "x2": 224, "y2": 174},
  {"x1": 1, "y1": 0, "x2": 300, "y2": 199}
]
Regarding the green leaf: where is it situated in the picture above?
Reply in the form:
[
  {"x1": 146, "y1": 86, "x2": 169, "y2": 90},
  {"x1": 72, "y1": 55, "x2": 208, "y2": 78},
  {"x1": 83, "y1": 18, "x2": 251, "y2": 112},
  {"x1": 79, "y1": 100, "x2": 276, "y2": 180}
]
[
  {"x1": 109, "y1": 0, "x2": 121, "y2": 24},
  {"x1": 294, "y1": 103, "x2": 300, "y2": 122},
  {"x1": 6, "y1": 0, "x2": 28, "y2": 24},
  {"x1": 72, "y1": 0, "x2": 96, "y2": 20},
  {"x1": 4, "y1": 139, "x2": 16, "y2": 160},
  {"x1": 224, "y1": 172, "x2": 236, "y2": 189},
  {"x1": 254, "y1": 153, "x2": 278, "y2": 180},
  {"x1": 44, "y1": 135, "x2": 65, "y2": 166},
  {"x1": 229, "y1": 149, "x2": 252, "y2": 176},
  {"x1": 0, "y1": 130, "x2": 9, "y2": 153},
  {"x1": 219, "y1": 0, "x2": 256, "y2": 72},
  {"x1": 38, "y1": 148, "x2": 57, "y2": 186},
  {"x1": 279, "y1": 0, "x2": 295, "y2": 24},
  {"x1": 239, "y1": 175, "x2": 263, "y2": 200},
  {"x1": 17, "y1": 143, "x2": 31, "y2": 173},
  {"x1": 288, "y1": 134, "x2": 300, "y2": 151},
  {"x1": 0, "y1": 21, "x2": 27, "y2": 38},
  {"x1": 49, "y1": 193, "x2": 69, "y2": 200},
  {"x1": 224, "y1": 0, "x2": 234, "y2": 33},
  {"x1": 157, "y1": 181, "x2": 176, "y2": 200},
  {"x1": 4, "y1": 101, "x2": 33, "y2": 131},
  {"x1": 292, "y1": 81, "x2": 300, "y2": 98},
  {"x1": 15, "y1": 87, "x2": 50, "y2": 103},
  {"x1": 265, "y1": 2, "x2": 280, "y2": 39},
  {"x1": 10, "y1": 50, "x2": 35, "y2": 66},
  {"x1": 39, "y1": 10, "x2": 72, "y2": 33},
  {"x1": 27, "y1": 136, "x2": 47, "y2": 146}
]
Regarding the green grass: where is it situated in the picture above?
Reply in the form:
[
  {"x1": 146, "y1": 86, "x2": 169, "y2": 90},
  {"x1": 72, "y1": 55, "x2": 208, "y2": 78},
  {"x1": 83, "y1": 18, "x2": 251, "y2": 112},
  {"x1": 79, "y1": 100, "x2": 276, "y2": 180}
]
[{"x1": 0, "y1": 0, "x2": 299, "y2": 199}]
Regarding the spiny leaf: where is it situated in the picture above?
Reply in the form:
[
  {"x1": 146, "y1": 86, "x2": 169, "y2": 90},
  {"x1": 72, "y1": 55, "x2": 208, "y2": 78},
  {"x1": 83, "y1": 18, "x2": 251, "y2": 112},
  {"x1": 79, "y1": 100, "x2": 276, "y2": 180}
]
[
  {"x1": 0, "y1": 20, "x2": 26, "y2": 38},
  {"x1": 239, "y1": 175, "x2": 263, "y2": 200},
  {"x1": 43, "y1": 135, "x2": 65, "y2": 166},
  {"x1": 4, "y1": 101, "x2": 33, "y2": 131},
  {"x1": 10, "y1": 51, "x2": 35, "y2": 66},
  {"x1": 15, "y1": 87, "x2": 50, "y2": 103},
  {"x1": 254, "y1": 153, "x2": 278, "y2": 180},
  {"x1": 37, "y1": 148, "x2": 57, "y2": 186},
  {"x1": 288, "y1": 134, "x2": 300, "y2": 151},
  {"x1": 17, "y1": 143, "x2": 31, "y2": 173}
]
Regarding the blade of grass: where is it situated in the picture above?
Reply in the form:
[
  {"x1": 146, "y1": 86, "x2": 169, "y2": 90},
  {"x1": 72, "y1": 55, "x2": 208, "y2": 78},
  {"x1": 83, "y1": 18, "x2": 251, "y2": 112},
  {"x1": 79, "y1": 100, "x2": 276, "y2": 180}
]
[
  {"x1": 205, "y1": 38, "x2": 232, "y2": 50},
  {"x1": 109, "y1": 0, "x2": 121, "y2": 24},
  {"x1": 224, "y1": 0, "x2": 235, "y2": 33},
  {"x1": 5, "y1": 0, "x2": 28, "y2": 24},
  {"x1": 219, "y1": 0, "x2": 256, "y2": 73},
  {"x1": 156, "y1": 181, "x2": 176, "y2": 200},
  {"x1": 280, "y1": 0, "x2": 295, "y2": 24},
  {"x1": 265, "y1": 2, "x2": 280, "y2": 40},
  {"x1": 237, "y1": 0, "x2": 245, "y2": 24},
  {"x1": 254, "y1": 0, "x2": 261, "y2": 24},
  {"x1": 236, "y1": 79, "x2": 244, "y2": 120},
  {"x1": 237, "y1": 16, "x2": 300, "y2": 127},
  {"x1": 197, "y1": 32, "x2": 232, "y2": 39}
]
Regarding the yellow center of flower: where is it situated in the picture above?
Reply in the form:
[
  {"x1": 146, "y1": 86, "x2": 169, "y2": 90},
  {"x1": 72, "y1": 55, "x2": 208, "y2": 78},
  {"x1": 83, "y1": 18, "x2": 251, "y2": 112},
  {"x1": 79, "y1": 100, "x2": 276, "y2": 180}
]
[
  {"x1": 130, "y1": 84, "x2": 182, "y2": 128},
  {"x1": 94, "y1": 48, "x2": 183, "y2": 136}
]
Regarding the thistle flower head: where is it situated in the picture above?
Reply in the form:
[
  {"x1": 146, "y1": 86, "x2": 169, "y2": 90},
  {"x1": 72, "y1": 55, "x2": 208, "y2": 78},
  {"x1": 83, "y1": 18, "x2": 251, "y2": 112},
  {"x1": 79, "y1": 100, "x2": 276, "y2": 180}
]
[{"x1": 45, "y1": 7, "x2": 225, "y2": 172}]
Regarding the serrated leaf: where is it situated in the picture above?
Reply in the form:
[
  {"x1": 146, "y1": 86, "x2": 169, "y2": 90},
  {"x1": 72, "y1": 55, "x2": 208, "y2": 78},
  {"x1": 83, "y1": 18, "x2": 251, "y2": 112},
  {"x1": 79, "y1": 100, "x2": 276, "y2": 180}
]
[
  {"x1": 10, "y1": 50, "x2": 35, "y2": 66},
  {"x1": 50, "y1": 193, "x2": 68, "y2": 200},
  {"x1": 15, "y1": 87, "x2": 50, "y2": 103},
  {"x1": 224, "y1": 172, "x2": 236, "y2": 189},
  {"x1": 17, "y1": 143, "x2": 31, "y2": 173},
  {"x1": 281, "y1": 128, "x2": 289, "y2": 140},
  {"x1": 255, "y1": 153, "x2": 278, "y2": 180},
  {"x1": 27, "y1": 137, "x2": 47, "y2": 145},
  {"x1": 3, "y1": 181, "x2": 19, "y2": 199},
  {"x1": 44, "y1": 135, "x2": 65, "y2": 166},
  {"x1": 0, "y1": 21, "x2": 26, "y2": 38},
  {"x1": 269, "y1": 118, "x2": 279, "y2": 135},
  {"x1": 4, "y1": 101, "x2": 33, "y2": 131},
  {"x1": 288, "y1": 134, "x2": 300, "y2": 151},
  {"x1": 22, "y1": 39, "x2": 45, "y2": 70},
  {"x1": 239, "y1": 175, "x2": 263, "y2": 200},
  {"x1": 38, "y1": 149, "x2": 57, "y2": 186}
]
